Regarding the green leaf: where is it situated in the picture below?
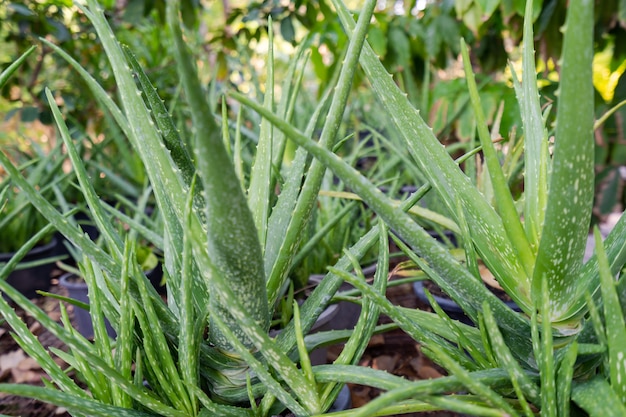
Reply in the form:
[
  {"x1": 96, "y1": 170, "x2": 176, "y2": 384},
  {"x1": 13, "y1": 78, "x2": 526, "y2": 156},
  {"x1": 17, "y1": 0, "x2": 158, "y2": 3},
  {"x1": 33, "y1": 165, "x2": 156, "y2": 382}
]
[
  {"x1": 329, "y1": 0, "x2": 533, "y2": 318},
  {"x1": 512, "y1": 0, "x2": 548, "y2": 253},
  {"x1": 0, "y1": 45, "x2": 36, "y2": 88},
  {"x1": 461, "y1": 39, "x2": 534, "y2": 279},
  {"x1": 0, "y1": 384, "x2": 155, "y2": 417},
  {"x1": 166, "y1": 0, "x2": 268, "y2": 350},
  {"x1": 476, "y1": 0, "x2": 500, "y2": 19},
  {"x1": 595, "y1": 227, "x2": 626, "y2": 403},
  {"x1": 532, "y1": 0, "x2": 595, "y2": 326},
  {"x1": 572, "y1": 377, "x2": 626, "y2": 417},
  {"x1": 247, "y1": 20, "x2": 275, "y2": 251}
]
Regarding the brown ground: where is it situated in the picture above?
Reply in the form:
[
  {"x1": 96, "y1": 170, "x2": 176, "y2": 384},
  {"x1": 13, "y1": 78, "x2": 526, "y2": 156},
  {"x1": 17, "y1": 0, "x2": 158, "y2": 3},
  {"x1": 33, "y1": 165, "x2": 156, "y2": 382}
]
[{"x1": 0, "y1": 269, "x2": 456, "y2": 417}]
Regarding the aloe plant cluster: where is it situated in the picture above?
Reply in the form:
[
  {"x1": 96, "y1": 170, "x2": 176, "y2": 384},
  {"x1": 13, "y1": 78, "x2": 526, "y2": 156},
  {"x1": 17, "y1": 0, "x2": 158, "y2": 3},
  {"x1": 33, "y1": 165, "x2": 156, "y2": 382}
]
[{"x1": 1, "y1": 0, "x2": 625, "y2": 416}]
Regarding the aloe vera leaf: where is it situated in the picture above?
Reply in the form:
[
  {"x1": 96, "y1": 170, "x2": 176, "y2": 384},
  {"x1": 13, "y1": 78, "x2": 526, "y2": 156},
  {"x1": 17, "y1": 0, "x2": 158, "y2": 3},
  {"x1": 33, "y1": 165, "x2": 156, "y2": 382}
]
[
  {"x1": 0, "y1": 293, "x2": 85, "y2": 399},
  {"x1": 330, "y1": 267, "x2": 478, "y2": 369},
  {"x1": 0, "y1": 45, "x2": 36, "y2": 87},
  {"x1": 349, "y1": 389, "x2": 510, "y2": 417},
  {"x1": 290, "y1": 200, "x2": 358, "y2": 268},
  {"x1": 532, "y1": 0, "x2": 595, "y2": 324},
  {"x1": 572, "y1": 377, "x2": 626, "y2": 416},
  {"x1": 555, "y1": 341, "x2": 578, "y2": 417},
  {"x1": 330, "y1": 0, "x2": 531, "y2": 313},
  {"x1": 247, "y1": 22, "x2": 274, "y2": 249},
  {"x1": 537, "y1": 278, "x2": 557, "y2": 417},
  {"x1": 292, "y1": 301, "x2": 317, "y2": 394},
  {"x1": 461, "y1": 39, "x2": 534, "y2": 279},
  {"x1": 121, "y1": 45, "x2": 197, "y2": 190},
  {"x1": 59, "y1": 4, "x2": 187, "y2": 326},
  {"x1": 264, "y1": 83, "x2": 334, "y2": 304},
  {"x1": 271, "y1": 44, "x2": 309, "y2": 171},
  {"x1": 595, "y1": 227, "x2": 626, "y2": 403},
  {"x1": 425, "y1": 343, "x2": 521, "y2": 416},
  {"x1": 318, "y1": 363, "x2": 518, "y2": 392},
  {"x1": 166, "y1": 0, "x2": 268, "y2": 349},
  {"x1": 0, "y1": 283, "x2": 185, "y2": 416},
  {"x1": 115, "y1": 242, "x2": 135, "y2": 408},
  {"x1": 129, "y1": 240, "x2": 194, "y2": 413},
  {"x1": 483, "y1": 302, "x2": 540, "y2": 407},
  {"x1": 0, "y1": 384, "x2": 157, "y2": 417},
  {"x1": 0, "y1": 152, "x2": 120, "y2": 275},
  {"x1": 179, "y1": 177, "x2": 200, "y2": 413},
  {"x1": 513, "y1": 0, "x2": 548, "y2": 250},
  {"x1": 210, "y1": 313, "x2": 314, "y2": 415},
  {"x1": 318, "y1": 223, "x2": 390, "y2": 410},
  {"x1": 561, "y1": 211, "x2": 626, "y2": 324}
]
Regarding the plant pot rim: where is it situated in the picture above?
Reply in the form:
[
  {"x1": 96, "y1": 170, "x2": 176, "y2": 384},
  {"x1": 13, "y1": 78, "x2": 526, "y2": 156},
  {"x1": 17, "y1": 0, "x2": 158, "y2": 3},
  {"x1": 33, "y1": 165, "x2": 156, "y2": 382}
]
[
  {"x1": 0, "y1": 235, "x2": 58, "y2": 260},
  {"x1": 58, "y1": 272, "x2": 86, "y2": 290}
]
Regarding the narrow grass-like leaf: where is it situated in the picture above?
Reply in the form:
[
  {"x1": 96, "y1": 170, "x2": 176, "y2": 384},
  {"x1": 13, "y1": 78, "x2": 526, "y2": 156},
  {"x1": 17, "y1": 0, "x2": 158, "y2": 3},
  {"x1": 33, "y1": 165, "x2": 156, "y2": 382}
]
[
  {"x1": 595, "y1": 227, "x2": 626, "y2": 403},
  {"x1": 425, "y1": 343, "x2": 520, "y2": 416},
  {"x1": 247, "y1": 19, "x2": 274, "y2": 249},
  {"x1": 483, "y1": 302, "x2": 540, "y2": 408},
  {"x1": 0, "y1": 45, "x2": 36, "y2": 87},
  {"x1": 209, "y1": 313, "x2": 311, "y2": 416},
  {"x1": 461, "y1": 39, "x2": 534, "y2": 280},
  {"x1": 555, "y1": 340, "x2": 578, "y2": 417},
  {"x1": 0, "y1": 384, "x2": 154, "y2": 417}
]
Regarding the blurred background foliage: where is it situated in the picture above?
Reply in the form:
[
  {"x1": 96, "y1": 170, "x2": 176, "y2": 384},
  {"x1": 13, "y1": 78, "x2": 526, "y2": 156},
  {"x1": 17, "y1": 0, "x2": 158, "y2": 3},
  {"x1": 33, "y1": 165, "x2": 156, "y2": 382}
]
[{"x1": 1, "y1": 0, "x2": 625, "y2": 218}]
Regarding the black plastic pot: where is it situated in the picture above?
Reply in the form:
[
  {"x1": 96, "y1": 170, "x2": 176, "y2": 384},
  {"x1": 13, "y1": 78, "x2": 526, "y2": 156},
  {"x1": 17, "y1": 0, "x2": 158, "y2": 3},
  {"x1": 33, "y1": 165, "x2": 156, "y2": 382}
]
[
  {"x1": 1, "y1": 236, "x2": 57, "y2": 300},
  {"x1": 59, "y1": 272, "x2": 116, "y2": 339},
  {"x1": 59, "y1": 264, "x2": 164, "y2": 339}
]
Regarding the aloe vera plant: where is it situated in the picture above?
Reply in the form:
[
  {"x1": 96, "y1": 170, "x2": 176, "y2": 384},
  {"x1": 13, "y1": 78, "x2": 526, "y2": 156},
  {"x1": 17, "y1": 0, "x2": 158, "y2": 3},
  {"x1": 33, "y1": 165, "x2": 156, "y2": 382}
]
[
  {"x1": 231, "y1": 0, "x2": 626, "y2": 415},
  {"x1": 2, "y1": 0, "x2": 626, "y2": 416},
  {"x1": 0, "y1": 0, "x2": 396, "y2": 415}
]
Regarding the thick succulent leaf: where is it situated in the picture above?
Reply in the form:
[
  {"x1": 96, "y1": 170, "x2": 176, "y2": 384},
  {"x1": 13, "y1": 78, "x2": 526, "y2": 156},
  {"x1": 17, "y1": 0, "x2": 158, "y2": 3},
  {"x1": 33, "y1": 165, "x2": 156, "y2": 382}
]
[
  {"x1": 572, "y1": 377, "x2": 626, "y2": 416},
  {"x1": 122, "y1": 45, "x2": 197, "y2": 191},
  {"x1": 165, "y1": 0, "x2": 268, "y2": 349},
  {"x1": 532, "y1": 0, "x2": 595, "y2": 325},
  {"x1": 46, "y1": 88, "x2": 124, "y2": 261}
]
